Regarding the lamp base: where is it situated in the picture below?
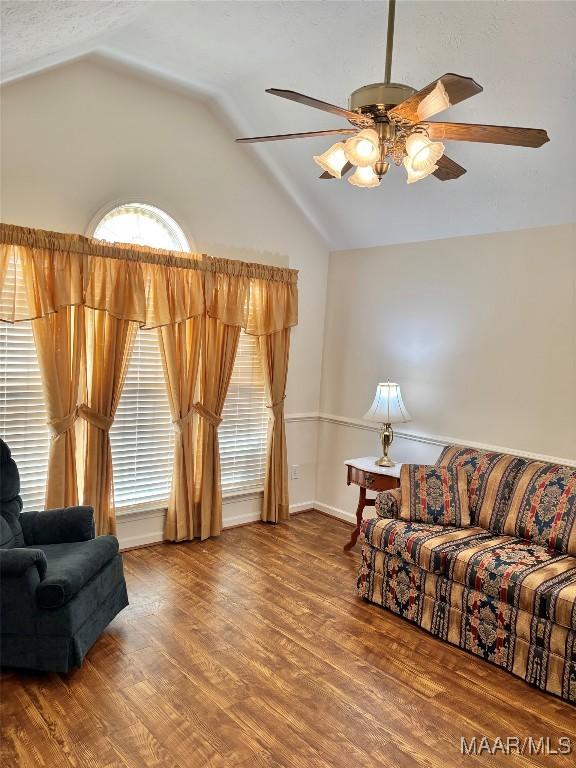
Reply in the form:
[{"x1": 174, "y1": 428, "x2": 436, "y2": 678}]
[
  {"x1": 375, "y1": 455, "x2": 396, "y2": 468},
  {"x1": 375, "y1": 422, "x2": 395, "y2": 468}
]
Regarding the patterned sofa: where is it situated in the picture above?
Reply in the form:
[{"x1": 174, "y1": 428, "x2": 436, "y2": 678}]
[{"x1": 357, "y1": 446, "x2": 576, "y2": 704}]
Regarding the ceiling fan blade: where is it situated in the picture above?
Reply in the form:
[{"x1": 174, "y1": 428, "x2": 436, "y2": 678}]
[
  {"x1": 424, "y1": 122, "x2": 549, "y2": 148},
  {"x1": 266, "y1": 88, "x2": 373, "y2": 126},
  {"x1": 389, "y1": 74, "x2": 483, "y2": 123},
  {"x1": 433, "y1": 155, "x2": 467, "y2": 181},
  {"x1": 319, "y1": 162, "x2": 353, "y2": 180},
  {"x1": 236, "y1": 128, "x2": 358, "y2": 143}
]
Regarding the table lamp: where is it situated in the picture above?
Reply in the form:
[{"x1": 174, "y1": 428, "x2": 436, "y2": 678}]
[{"x1": 363, "y1": 382, "x2": 411, "y2": 467}]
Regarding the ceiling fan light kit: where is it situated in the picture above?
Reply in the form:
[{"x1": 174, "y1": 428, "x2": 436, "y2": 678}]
[{"x1": 236, "y1": 0, "x2": 549, "y2": 188}]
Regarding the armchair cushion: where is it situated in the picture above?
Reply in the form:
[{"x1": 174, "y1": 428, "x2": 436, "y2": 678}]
[
  {"x1": 400, "y1": 464, "x2": 471, "y2": 527},
  {"x1": 21, "y1": 507, "x2": 95, "y2": 546},
  {"x1": 0, "y1": 440, "x2": 25, "y2": 549},
  {"x1": 0, "y1": 547, "x2": 48, "y2": 579},
  {"x1": 35, "y1": 536, "x2": 119, "y2": 609},
  {"x1": 0, "y1": 506, "x2": 24, "y2": 549}
]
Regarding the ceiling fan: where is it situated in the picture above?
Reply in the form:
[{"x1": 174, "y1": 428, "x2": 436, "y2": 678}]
[{"x1": 236, "y1": 0, "x2": 549, "y2": 187}]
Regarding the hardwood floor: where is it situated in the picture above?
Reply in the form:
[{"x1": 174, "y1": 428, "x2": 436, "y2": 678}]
[{"x1": 1, "y1": 511, "x2": 575, "y2": 768}]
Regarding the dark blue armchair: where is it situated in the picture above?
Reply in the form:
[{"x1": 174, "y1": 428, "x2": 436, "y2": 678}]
[{"x1": 0, "y1": 439, "x2": 128, "y2": 673}]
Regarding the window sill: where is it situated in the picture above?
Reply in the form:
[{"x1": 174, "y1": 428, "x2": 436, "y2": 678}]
[{"x1": 115, "y1": 486, "x2": 264, "y2": 518}]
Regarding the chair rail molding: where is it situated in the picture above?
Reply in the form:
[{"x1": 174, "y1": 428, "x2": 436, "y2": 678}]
[{"x1": 285, "y1": 412, "x2": 576, "y2": 468}]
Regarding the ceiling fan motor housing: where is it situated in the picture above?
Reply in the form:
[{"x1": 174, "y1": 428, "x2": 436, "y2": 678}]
[{"x1": 349, "y1": 82, "x2": 416, "y2": 119}]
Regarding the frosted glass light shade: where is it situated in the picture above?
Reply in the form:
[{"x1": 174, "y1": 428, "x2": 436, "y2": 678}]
[
  {"x1": 344, "y1": 129, "x2": 380, "y2": 167},
  {"x1": 416, "y1": 80, "x2": 450, "y2": 120},
  {"x1": 348, "y1": 165, "x2": 381, "y2": 188},
  {"x1": 403, "y1": 156, "x2": 438, "y2": 184},
  {"x1": 313, "y1": 142, "x2": 348, "y2": 178},
  {"x1": 405, "y1": 133, "x2": 445, "y2": 172},
  {"x1": 364, "y1": 382, "x2": 411, "y2": 424}
]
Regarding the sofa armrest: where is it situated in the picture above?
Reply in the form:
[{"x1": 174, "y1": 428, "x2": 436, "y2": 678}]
[
  {"x1": 375, "y1": 488, "x2": 401, "y2": 519},
  {"x1": 20, "y1": 506, "x2": 95, "y2": 546},
  {"x1": 0, "y1": 547, "x2": 47, "y2": 579}
]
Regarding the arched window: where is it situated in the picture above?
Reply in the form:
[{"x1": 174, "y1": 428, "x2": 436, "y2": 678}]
[{"x1": 92, "y1": 202, "x2": 190, "y2": 252}]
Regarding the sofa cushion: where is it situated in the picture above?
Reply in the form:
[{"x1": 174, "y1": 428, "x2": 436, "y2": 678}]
[
  {"x1": 375, "y1": 488, "x2": 401, "y2": 519},
  {"x1": 361, "y1": 516, "x2": 493, "y2": 575},
  {"x1": 441, "y1": 535, "x2": 576, "y2": 631},
  {"x1": 399, "y1": 464, "x2": 470, "y2": 527},
  {"x1": 35, "y1": 536, "x2": 119, "y2": 609},
  {"x1": 502, "y1": 462, "x2": 576, "y2": 556},
  {"x1": 436, "y1": 445, "x2": 528, "y2": 532}
]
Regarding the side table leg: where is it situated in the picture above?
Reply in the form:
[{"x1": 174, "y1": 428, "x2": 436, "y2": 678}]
[{"x1": 344, "y1": 486, "x2": 366, "y2": 552}]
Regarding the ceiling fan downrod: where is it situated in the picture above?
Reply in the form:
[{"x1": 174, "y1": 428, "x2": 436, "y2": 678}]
[{"x1": 384, "y1": 0, "x2": 396, "y2": 84}]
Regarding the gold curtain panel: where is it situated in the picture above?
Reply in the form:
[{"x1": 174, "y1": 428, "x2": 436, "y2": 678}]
[
  {"x1": 0, "y1": 223, "x2": 298, "y2": 333},
  {"x1": 0, "y1": 222, "x2": 297, "y2": 539}
]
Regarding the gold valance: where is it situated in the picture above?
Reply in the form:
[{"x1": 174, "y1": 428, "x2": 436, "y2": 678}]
[{"x1": 0, "y1": 223, "x2": 297, "y2": 334}]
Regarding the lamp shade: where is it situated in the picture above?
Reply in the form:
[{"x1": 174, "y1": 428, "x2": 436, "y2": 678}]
[
  {"x1": 344, "y1": 129, "x2": 380, "y2": 167},
  {"x1": 403, "y1": 156, "x2": 438, "y2": 184},
  {"x1": 313, "y1": 142, "x2": 348, "y2": 178},
  {"x1": 348, "y1": 165, "x2": 381, "y2": 188},
  {"x1": 363, "y1": 382, "x2": 411, "y2": 424}
]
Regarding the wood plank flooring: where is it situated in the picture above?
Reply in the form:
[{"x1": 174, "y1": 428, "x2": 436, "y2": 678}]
[{"x1": 1, "y1": 511, "x2": 575, "y2": 768}]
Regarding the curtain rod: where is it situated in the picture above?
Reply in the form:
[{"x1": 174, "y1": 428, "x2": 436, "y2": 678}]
[{"x1": 0, "y1": 223, "x2": 298, "y2": 284}]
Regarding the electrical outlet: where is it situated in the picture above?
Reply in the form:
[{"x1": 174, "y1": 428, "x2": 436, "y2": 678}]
[{"x1": 290, "y1": 465, "x2": 300, "y2": 480}]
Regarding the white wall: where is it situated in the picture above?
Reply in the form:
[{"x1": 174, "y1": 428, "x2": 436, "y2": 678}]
[
  {"x1": 317, "y1": 224, "x2": 576, "y2": 519},
  {"x1": 0, "y1": 58, "x2": 329, "y2": 545}
]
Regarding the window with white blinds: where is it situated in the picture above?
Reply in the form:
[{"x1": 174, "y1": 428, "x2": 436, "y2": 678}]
[
  {"x1": 220, "y1": 332, "x2": 268, "y2": 494},
  {"x1": 109, "y1": 329, "x2": 174, "y2": 510},
  {"x1": 0, "y1": 203, "x2": 269, "y2": 514},
  {"x1": 0, "y1": 255, "x2": 50, "y2": 511}
]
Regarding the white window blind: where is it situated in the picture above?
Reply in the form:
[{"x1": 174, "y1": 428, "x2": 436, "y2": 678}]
[
  {"x1": 0, "y1": 255, "x2": 50, "y2": 511},
  {"x1": 109, "y1": 329, "x2": 174, "y2": 510},
  {"x1": 220, "y1": 332, "x2": 269, "y2": 494}
]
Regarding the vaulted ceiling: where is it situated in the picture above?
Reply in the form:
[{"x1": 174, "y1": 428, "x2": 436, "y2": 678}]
[{"x1": 2, "y1": 1, "x2": 575, "y2": 249}]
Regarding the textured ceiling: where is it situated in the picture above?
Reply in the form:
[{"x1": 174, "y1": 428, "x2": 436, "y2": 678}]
[{"x1": 2, "y1": 1, "x2": 575, "y2": 249}]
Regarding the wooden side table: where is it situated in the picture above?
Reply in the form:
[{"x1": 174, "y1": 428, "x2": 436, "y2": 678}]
[{"x1": 343, "y1": 457, "x2": 401, "y2": 551}]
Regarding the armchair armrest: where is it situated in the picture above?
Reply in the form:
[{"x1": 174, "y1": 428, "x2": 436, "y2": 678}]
[
  {"x1": 20, "y1": 506, "x2": 95, "y2": 546},
  {"x1": 375, "y1": 488, "x2": 401, "y2": 519},
  {"x1": 0, "y1": 547, "x2": 47, "y2": 579},
  {"x1": 0, "y1": 548, "x2": 47, "y2": 634}
]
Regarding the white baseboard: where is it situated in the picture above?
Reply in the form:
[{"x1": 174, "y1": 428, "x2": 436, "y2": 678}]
[
  {"x1": 311, "y1": 501, "x2": 355, "y2": 525},
  {"x1": 223, "y1": 510, "x2": 261, "y2": 528},
  {"x1": 289, "y1": 500, "x2": 316, "y2": 514},
  {"x1": 118, "y1": 498, "x2": 353, "y2": 550},
  {"x1": 117, "y1": 528, "x2": 163, "y2": 550},
  {"x1": 289, "y1": 499, "x2": 355, "y2": 525}
]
